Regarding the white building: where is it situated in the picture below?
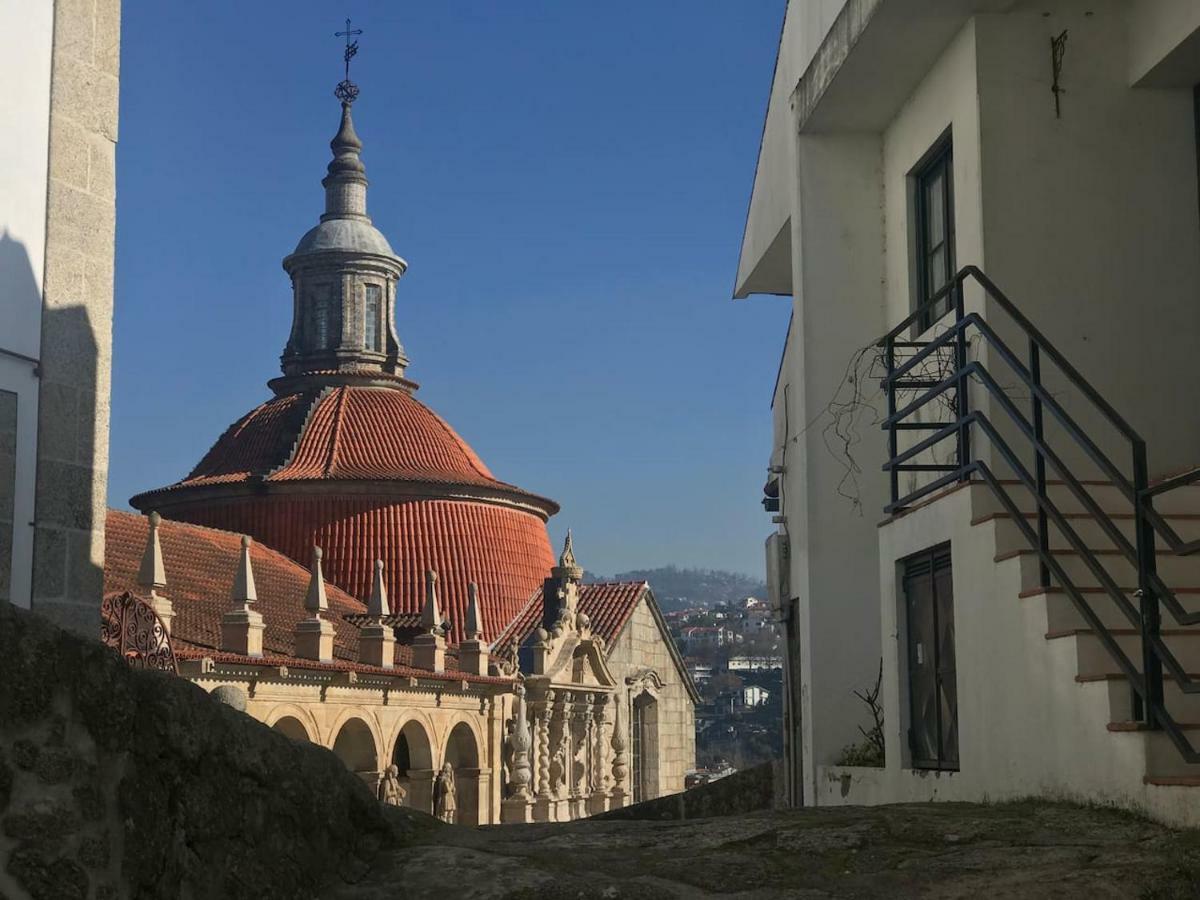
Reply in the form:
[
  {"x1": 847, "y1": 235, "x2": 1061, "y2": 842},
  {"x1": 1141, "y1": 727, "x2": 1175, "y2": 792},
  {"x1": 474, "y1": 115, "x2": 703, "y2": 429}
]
[{"x1": 739, "y1": 0, "x2": 1200, "y2": 825}]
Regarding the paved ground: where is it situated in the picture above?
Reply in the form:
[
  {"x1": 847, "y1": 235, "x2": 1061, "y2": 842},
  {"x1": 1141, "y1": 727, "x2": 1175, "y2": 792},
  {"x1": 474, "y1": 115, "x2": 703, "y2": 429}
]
[{"x1": 329, "y1": 801, "x2": 1200, "y2": 899}]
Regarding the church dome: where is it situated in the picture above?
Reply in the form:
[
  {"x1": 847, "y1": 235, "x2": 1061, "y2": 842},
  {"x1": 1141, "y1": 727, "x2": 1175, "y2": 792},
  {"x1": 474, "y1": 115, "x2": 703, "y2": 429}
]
[
  {"x1": 130, "y1": 98, "x2": 559, "y2": 643},
  {"x1": 131, "y1": 385, "x2": 558, "y2": 644},
  {"x1": 291, "y1": 217, "x2": 397, "y2": 259}
]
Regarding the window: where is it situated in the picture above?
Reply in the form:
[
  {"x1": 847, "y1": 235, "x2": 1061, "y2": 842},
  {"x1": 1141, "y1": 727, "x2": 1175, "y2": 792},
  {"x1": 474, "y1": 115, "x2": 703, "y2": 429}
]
[
  {"x1": 913, "y1": 137, "x2": 956, "y2": 331},
  {"x1": 902, "y1": 544, "x2": 958, "y2": 771},
  {"x1": 309, "y1": 286, "x2": 339, "y2": 351},
  {"x1": 364, "y1": 284, "x2": 382, "y2": 352}
]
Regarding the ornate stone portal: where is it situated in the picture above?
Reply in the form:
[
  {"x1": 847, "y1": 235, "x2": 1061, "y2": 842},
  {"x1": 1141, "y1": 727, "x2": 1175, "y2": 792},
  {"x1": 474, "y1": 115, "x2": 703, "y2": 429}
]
[{"x1": 500, "y1": 539, "x2": 627, "y2": 823}]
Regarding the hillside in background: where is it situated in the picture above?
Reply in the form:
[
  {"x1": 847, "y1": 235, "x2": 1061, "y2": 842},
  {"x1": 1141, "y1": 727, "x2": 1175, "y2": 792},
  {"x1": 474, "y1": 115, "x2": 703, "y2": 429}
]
[{"x1": 584, "y1": 566, "x2": 767, "y2": 612}]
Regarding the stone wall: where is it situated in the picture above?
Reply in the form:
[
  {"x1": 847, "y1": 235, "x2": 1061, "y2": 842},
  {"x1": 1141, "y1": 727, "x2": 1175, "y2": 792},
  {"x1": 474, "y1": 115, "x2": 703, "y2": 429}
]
[
  {"x1": 605, "y1": 596, "x2": 696, "y2": 799},
  {"x1": 598, "y1": 761, "x2": 782, "y2": 822},
  {"x1": 32, "y1": 0, "x2": 120, "y2": 635},
  {"x1": 0, "y1": 604, "x2": 434, "y2": 899}
]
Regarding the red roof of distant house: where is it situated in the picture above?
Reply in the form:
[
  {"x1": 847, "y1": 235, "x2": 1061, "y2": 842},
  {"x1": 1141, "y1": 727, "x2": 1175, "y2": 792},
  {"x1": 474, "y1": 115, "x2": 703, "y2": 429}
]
[
  {"x1": 493, "y1": 581, "x2": 648, "y2": 650},
  {"x1": 103, "y1": 509, "x2": 502, "y2": 682}
]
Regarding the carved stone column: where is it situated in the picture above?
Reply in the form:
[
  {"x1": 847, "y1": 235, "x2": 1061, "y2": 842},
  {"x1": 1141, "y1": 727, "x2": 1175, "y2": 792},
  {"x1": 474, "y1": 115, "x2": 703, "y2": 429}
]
[
  {"x1": 501, "y1": 682, "x2": 535, "y2": 824},
  {"x1": 531, "y1": 689, "x2": 554, "y2": 822},
  {"x1": 609, "y1": 696, "x2": 629, "y2": 809},
  {"x1": 587, "y1": 692, "x2": 610, "y2": 815}
]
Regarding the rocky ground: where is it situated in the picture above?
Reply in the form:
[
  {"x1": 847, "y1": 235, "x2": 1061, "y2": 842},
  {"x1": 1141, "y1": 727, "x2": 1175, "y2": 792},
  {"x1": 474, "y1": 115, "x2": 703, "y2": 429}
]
[{"x1": 335, "y1": 800, "x2": 1200, "y2": 900}]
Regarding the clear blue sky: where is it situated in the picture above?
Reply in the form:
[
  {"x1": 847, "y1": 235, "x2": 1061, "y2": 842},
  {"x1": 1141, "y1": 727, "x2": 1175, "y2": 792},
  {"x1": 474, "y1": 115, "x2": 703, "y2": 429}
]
[{"x1": 111, "y1": 1, "x2": 789, "y2": 579}]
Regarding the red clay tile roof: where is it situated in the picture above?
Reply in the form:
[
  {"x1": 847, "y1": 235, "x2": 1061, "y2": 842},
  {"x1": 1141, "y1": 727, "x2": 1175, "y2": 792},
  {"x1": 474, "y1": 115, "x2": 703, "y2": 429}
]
[
  {"x1": 139, "y1": 496, "x2": 556, "y2": 645},
  {"x1": 493, "y1": 582, "x2": 648, "y2": 651},
  {"x1": 104, "y1": 509, "x2": 491, "y2": 679},
  {"x1": 143, "y1": 385, "x2": 552, "y2": 497}
]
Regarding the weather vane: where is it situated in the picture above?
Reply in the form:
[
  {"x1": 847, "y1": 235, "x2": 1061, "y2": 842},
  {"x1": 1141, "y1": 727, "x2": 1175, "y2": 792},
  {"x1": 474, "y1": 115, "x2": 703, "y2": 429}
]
[{"x1": 334, "y1": 17, "x2": 363, "y2": 104}]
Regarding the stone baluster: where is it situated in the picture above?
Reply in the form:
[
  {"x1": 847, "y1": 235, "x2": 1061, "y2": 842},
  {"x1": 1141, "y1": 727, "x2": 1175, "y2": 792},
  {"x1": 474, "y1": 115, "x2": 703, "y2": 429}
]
[
  {"x1": 536, "y1": 691, "x2": 552, "y2": 798},
  {"x1": 510, "y1": 683, "x2": 532, "y2": 798},
  {"x1": 610, "y1": 696, "x2": 629, "y2": 809}
]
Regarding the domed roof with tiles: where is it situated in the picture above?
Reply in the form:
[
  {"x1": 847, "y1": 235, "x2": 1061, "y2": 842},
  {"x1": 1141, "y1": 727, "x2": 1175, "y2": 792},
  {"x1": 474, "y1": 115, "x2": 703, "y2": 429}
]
[{"x1": 130, "y1": 99, "x2": 558, "y2": 644}]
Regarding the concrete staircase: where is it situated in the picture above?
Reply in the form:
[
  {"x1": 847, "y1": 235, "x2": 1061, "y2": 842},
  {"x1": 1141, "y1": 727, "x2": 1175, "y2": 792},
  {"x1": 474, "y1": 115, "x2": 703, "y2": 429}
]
[{"x1": 972, "y1": 479, "x2": 1200, "y2": 787}]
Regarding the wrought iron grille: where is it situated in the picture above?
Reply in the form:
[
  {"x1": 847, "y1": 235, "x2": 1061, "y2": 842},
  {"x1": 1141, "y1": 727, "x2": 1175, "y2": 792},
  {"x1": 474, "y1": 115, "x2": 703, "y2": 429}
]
[{"x1": 100, "y1": 591, "x2": 178, "y2": 674}]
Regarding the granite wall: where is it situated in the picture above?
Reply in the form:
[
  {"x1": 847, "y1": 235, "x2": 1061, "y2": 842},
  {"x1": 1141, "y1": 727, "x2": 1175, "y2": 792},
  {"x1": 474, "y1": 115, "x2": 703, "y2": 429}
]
[
  {"x1": 605, "y1": 596, "x2": 696, "y2": 799},
  {"x1": 32, "y1": 0, "x2": 120, "y2": 635},
  {"x1": 0, "y1": 604, "x2": 434, "y2": 899}
]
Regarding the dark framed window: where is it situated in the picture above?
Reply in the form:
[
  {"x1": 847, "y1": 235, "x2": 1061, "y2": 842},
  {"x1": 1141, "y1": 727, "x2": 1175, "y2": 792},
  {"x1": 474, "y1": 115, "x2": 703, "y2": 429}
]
[
  {"x1": 364, "y1": 284, "x2": 382, "y2": 352},
  {"x1": 308, "y1": 285, "x2": 340, "y2": 351},
  {"x1": 902, "y1": 543, "x2": 958, "y2": 771},
  {"x1": 913, "y1": 136, "x2": 956, "y2": 332}
]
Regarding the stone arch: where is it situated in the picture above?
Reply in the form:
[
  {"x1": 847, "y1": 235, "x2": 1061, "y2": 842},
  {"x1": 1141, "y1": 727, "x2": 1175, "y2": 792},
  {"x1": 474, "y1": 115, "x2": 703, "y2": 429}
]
[
  {"x1": 440, "y1": 720, "x2": 483, "y2": 825},
  {"x1": 272, "y1": 716, "x2": 311, "y2": 743},
  {"x1": 265, "y1": 705, "x2": 319, "y2": 744},
  {"x1": 631, "y1": 690, "x2": 660, "y2": 804},
  {"x1": 391, "y1": 717, "x2": 436, "y2": 814},
  {"x1": 331, "y1": 716, "x2": 380, "y2": 788}
]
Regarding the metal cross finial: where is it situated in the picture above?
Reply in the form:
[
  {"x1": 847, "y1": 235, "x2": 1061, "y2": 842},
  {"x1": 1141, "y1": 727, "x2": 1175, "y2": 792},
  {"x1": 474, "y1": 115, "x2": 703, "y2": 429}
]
[{"x1": 334, "y1": 17, "x2": 364, "y2": 105}]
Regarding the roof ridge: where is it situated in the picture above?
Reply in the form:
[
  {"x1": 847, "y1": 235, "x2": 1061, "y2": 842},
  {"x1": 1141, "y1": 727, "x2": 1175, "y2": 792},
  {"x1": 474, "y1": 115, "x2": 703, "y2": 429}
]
[
  {"x1": 264, "y1": 388, "x2": 330, "y2": 480},
  {"x1": 322, "y1": 386, "x2": 351, "y2": 476}
]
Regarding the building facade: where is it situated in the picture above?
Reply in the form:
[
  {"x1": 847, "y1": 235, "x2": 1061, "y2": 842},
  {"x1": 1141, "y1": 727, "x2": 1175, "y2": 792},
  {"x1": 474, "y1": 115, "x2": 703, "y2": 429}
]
[
  {"x1": 0, "y1": 0, "x2": 119, "y2": 634},
  {"x1": 739, "y1": 0, "x2": 1200, "y2": 824}
]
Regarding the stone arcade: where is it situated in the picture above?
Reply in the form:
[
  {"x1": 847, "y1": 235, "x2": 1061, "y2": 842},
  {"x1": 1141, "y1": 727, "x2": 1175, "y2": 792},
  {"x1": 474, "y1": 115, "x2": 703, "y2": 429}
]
[{"x1": 104, "y1": 88, "x2": 695, "y2": 825}]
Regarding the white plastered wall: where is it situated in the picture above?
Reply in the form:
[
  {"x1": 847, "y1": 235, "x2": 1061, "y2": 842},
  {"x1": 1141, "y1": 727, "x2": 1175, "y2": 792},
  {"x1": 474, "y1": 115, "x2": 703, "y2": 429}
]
[
  {"x1": 975, "y1": 1, "x2": 1200, "y2": 481},
  {"x1": 0, "y1": 0, "x2": 53, "y2": 608}
]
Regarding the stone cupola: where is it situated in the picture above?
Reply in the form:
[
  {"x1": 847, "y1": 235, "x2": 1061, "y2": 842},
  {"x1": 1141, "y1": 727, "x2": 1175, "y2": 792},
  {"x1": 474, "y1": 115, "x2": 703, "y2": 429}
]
[{"x1": 277, "y1": 100, "x2": 409, "y2": 389}]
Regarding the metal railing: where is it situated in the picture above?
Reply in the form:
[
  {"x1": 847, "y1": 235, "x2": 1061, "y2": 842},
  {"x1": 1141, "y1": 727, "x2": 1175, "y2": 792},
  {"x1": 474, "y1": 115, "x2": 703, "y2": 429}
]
[{"x1": 879, "y1": 265, "x2": 1200, "y2": 764}]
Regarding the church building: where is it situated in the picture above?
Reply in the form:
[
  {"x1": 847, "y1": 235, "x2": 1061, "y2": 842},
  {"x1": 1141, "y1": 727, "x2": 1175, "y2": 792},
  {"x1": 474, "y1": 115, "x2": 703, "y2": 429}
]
[{"x1": 103, "y1": 79, "x2": 696, "y2": 824}]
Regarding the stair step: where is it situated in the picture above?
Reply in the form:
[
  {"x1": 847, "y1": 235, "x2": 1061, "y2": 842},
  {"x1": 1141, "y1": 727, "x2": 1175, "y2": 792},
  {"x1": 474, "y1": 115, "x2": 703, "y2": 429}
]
[
  {"x1": 1144, "y1": 775, "x2": 1200, "y2": 786},
  {"x1": 1021, "y1": 586, "x2": 1200, "y2": 632},
  {"x1": 1080, "y1": 672, "x2": 1200, "y2": 723},
  {"x1": 977, "y1": 512, "x2": 1200, "y2": 555},
  {"x1": 999, "y1": 547, "x2": 1200, "y2": 591},
  {"x1": 1051, "y1": 628, "x2": 1200, "y2": 677},
  {"x1": 970, "y1": 479, "x2": 1200, "y2": 517}
]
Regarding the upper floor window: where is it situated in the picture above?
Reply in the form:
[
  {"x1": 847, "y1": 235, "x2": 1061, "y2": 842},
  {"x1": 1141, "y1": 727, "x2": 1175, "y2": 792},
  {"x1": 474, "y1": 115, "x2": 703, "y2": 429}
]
[
  {"x1": 364, "y1": 284, "x2": 383, "y2": 352},
  {"x1": 913, "y1": 136, "x2": 955, "y2": 332}
]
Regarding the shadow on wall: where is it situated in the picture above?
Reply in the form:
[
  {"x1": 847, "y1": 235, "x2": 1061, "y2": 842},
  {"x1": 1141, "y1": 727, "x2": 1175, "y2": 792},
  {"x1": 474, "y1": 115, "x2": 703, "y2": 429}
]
[
  {"x1": 0, "y1": 231, "x2": 105, "y2": 629},
  {"x1": 0, "y1": 230, "x2": 43, "y2": 359},
  {"x1": 0, "y1": 230, "x2": 43, "y2": 607}
]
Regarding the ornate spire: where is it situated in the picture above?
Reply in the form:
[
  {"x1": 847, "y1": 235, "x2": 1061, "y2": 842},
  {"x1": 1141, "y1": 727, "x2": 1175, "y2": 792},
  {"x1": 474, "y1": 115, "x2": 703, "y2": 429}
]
[
  {"x1": 466, "y1": 582, "x2": 485, "y2": 640},
  {"x1": 305, "y1": 547, "x2": 329, "y2": 614},
  {"x1": 276, "y1": 39, "x2": 409, "y2": 389},
  {"x1": 368, "y1": 558, "x2": 389, "y2": 618},
  {"x1": 231, "y1": 535, "x2": 258, "y2": 608},
  {"x1": 321, "y1": 103, "x2": 368, "y2": 222},
  {"x1": 553, "y1": 529, "x2": 583, "y2": 581},
  {"x1": 137, "y1": 511, "x2": 167, "y2": 597},
  {"x1": 422, "y1": 569, "x2": 443, "y2": 634}
]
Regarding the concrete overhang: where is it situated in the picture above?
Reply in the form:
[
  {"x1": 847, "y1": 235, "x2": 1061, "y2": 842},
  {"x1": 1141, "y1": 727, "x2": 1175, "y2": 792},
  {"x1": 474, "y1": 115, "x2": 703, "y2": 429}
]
[
  {"x1": 1129, "y1": 1, "x2": 1200, "y2": 87},
  {"x1": 735, "y1": 0, "x2": 1015, "y2": 300},
  {"x1": 796, "y1": 0, "x2": 1016, "y2": 133}
]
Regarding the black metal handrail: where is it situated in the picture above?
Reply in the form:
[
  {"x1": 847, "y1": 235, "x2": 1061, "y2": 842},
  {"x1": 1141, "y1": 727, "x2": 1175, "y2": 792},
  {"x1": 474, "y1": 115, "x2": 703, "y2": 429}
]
[{"x1": 878, "y1": 265, "x2": 1200, "y2": 764}]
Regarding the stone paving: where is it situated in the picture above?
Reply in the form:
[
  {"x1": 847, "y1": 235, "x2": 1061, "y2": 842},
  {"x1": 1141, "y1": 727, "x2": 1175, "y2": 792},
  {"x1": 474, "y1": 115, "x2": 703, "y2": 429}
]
[{"x1": 335, "y1": 800, "x2": 1200, "y2": 899}]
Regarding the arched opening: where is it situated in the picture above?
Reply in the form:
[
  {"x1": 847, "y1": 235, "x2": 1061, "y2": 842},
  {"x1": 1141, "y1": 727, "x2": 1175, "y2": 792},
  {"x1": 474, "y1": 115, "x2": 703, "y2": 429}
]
[
  {"x1": 631, "y1": 692, "x2": 659, "y2": 804},
  {"x1": 392, "y1": 720, "x2": 435, "y2": 814},
  {"x1": 332, "y1": 717, "x2": 379, "y2": 788},
  {"x1": 272, "y1": 715, "x2": 311, "y2": 743},
  {"x1": 441, "y1": 721, "x2": 482, "y2": 825}
]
